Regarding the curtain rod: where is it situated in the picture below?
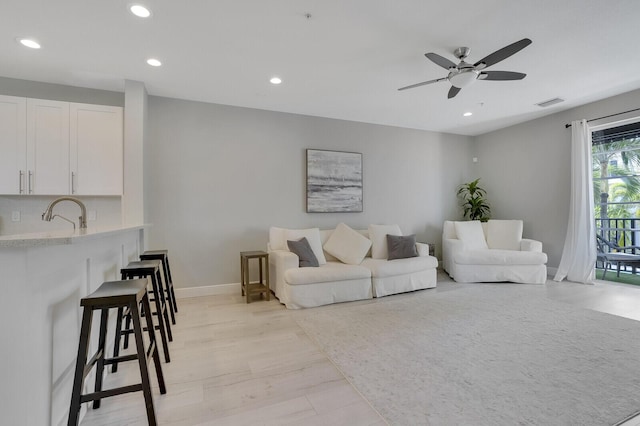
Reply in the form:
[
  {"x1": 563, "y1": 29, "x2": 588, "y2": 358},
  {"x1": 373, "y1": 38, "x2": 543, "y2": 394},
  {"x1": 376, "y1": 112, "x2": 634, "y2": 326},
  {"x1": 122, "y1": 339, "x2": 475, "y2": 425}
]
[{"x1": 564, "y1": 107, "x2": 640, "y2": 128}]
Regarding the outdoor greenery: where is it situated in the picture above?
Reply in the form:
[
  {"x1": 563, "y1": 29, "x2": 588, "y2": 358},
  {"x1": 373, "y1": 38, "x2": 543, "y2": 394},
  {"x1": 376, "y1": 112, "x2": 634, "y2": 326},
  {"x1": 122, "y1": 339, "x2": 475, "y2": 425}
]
[
  {"x1": 592, "y1": 138, "x2": 640, "y2": 220},
  {"x1": 457, "y1": 178, "x2": 491, "y2": 221}
]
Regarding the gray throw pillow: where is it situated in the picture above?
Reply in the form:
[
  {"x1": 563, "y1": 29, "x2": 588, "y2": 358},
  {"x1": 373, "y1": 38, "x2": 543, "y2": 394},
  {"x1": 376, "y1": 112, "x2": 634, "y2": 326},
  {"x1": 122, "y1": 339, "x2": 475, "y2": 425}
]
[
  {"x1": 287, "y1": 237, "x2": 320, "y2": 267},
  {"x1": 387, "y1": 234, "x2": 418, "y2": 260}
]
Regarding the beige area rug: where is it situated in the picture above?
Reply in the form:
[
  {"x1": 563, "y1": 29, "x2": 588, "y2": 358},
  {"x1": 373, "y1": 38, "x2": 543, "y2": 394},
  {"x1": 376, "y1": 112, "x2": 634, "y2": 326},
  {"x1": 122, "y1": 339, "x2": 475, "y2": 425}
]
[{"x1": 293, "y1": 284, "x2": 640, "y2": 426}]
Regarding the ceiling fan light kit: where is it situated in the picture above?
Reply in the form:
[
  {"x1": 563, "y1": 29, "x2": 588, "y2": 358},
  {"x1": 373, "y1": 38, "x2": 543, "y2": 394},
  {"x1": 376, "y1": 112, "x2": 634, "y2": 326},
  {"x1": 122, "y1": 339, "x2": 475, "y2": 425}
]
[{"x1": 399, "y1": 38, "x2": 532, "y2": 99}]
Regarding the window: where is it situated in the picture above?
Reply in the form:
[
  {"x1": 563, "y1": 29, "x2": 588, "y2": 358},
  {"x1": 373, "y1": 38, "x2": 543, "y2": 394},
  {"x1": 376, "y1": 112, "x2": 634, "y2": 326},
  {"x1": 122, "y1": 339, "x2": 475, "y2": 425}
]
[{"x1": 593, "y1": 118, "x2": 640, "y2": 260}]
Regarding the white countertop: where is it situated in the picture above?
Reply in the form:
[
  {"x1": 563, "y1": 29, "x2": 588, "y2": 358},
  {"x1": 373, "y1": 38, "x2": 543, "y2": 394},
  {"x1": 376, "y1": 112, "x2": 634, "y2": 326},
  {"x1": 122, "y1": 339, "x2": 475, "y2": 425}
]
[{"x1": 0, "y1": 225, "x2": 146, "y2": 248}]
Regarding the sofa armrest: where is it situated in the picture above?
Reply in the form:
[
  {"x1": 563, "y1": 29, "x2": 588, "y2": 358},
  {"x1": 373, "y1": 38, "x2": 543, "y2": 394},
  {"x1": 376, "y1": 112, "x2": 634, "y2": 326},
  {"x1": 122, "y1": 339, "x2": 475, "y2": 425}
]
[
  {"x1": 521, "y1": 239, "x2": 543, "y2": 252},
  {"x1": 442, "y1": 238, "x2": 467, "y2": 273},
  {"x1": 416, "y1": 242, "x2": 430, "y2": 257},
  {"x1": 269, "y1": 249, "x2": 299, "y2": 272},
  {"x1": 268, "y1": 249, "x2": 299, "y2": 299}
]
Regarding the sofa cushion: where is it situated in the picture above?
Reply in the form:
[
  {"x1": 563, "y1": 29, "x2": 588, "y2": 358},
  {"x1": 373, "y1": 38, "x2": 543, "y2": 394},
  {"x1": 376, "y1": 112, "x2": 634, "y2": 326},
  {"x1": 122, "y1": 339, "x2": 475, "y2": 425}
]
[
  {"x1": 486, "y1": 220, "x2": 523, "y2": 250},
  {"x1": 284, "y1": 228, "x2": 327, "y2": 265},
  {"x1": 387, "y1": 234, "x2": 418, "y2": 260},
  {"x1": 455, "y1": 249, "x2": 548, "y2": 265},
  {"x1": 287, "y1": 237, "x2": 319, "y2": 267},
  {"x1": 454, "y1": 221, "x2": 488, "y2": 250},
  {"x1": 369, "y1": 224, "x2": 402, "y2": 259},
  {"x1": 361, "y1": 256, "x2": 438, "y2": 278},
  {"x1": 285, "y1": 261, "x2": 371, "y2": 285},
  {"x1": 323, "y1": 223, "x2": 372, "y2": 265},
  {"x1": 269, "y1": 226, "x2": 287, "y2": 251}
]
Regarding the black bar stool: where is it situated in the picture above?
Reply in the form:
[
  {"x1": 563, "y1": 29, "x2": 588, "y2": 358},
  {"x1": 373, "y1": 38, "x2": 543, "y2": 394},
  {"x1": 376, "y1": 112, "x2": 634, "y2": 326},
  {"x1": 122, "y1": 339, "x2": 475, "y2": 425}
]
[
  {"x1": 140, "y1": 250, "x2": 178, "y2": 323},
  {"x1": 115, "y1": 260, "x2": 172, "y2": 369},
  {"x1": 68, "y1": 279, "x2": 166, "y2": 426}
]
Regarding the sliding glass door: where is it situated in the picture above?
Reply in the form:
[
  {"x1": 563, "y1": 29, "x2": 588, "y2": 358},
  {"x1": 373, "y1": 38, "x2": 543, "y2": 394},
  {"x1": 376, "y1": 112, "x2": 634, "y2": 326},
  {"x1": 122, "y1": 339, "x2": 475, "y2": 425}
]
[{"x1": 593, "y1": 118, "x2": 640, "y2": 283}]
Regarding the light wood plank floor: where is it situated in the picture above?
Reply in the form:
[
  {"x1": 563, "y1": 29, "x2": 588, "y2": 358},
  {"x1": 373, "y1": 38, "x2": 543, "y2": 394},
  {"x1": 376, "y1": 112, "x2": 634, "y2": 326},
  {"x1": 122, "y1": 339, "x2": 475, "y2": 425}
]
[{"x1": 80, "y1": 271, "x2": 640, "y2": 425}]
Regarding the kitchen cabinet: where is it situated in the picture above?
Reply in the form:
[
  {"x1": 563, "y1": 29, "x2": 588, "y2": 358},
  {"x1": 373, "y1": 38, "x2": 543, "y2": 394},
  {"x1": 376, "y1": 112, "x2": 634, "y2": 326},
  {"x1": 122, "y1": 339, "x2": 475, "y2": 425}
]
[
  {"x1": 27, "y1": 98, "x2": 71, "y2": 194},
  {"x1": 70, "y1": 103, "x2": 123, "y2": 195},
  {"x1": 0, "y1": 95, "x2": 26, "y2": 194},
  {"x1": 0, "y1": 96, "x2": 123, "y2": 195}
]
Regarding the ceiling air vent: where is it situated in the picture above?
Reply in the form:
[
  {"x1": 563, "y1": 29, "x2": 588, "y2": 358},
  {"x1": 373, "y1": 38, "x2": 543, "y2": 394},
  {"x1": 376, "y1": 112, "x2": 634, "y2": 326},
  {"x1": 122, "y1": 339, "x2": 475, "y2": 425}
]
[{"x1": 536, "y1": 97, "x2": 565, "y2": 108}]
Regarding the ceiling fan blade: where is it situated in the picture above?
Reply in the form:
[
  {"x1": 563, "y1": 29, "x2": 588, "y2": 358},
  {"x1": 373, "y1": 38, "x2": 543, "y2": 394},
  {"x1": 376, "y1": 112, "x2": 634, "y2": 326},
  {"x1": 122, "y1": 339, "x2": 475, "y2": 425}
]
[
  {"x1": 398, "y1": 77, "x2": 447, "y2": 91},
  {"x1": 448, "y1": 86, "x2": 461, "y2": 99},
  {"x1": 474, "y1": 38, "x2": 532, "y2": 69},
  {"x1": 425, "y1": 53, "x2": 457, "y2": 70},
  {"x1": 478, "y1": 71, "x2": 527, "y2": 81}
]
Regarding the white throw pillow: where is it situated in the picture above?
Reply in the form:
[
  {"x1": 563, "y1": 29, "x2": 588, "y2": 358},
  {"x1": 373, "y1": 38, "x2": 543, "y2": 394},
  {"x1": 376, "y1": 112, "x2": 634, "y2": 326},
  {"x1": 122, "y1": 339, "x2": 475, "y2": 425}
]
[
  {"x1": 323, "y1": 223, "x2": 372, "y2": 265},
  {"x1": 454, "y1": 221, "x2": 488, "y2": 250},
  {"x1": 368, "y1": 224, "x2": 402, "y2": 259},
  {"x1": 284, "y1": 228, "x2": 327, "y2": 265},
  {"x1": 486, "y1": 220, "x2": 523, "y2": 250},
  {"x1": 269, "y1": 226, "x2": 287, "y2": 251}
]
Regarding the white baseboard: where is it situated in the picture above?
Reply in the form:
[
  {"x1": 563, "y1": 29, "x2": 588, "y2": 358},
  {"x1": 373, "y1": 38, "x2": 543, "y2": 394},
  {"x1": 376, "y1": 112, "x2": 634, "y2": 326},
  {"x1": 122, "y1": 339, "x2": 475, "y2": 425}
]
[
  {"x1": 547, "y1": 266, "x2": 558, "y2": 277},
  {"x1": 175, "y1": 282, "x2": 240, "y2": 299}
]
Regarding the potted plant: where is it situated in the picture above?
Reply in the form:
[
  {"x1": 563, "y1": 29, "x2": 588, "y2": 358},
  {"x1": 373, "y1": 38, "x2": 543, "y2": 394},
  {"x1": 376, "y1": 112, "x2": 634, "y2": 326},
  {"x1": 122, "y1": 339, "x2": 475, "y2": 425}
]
[{"x1": 457, "y1": 178, "x2": 491, "y2": 221}]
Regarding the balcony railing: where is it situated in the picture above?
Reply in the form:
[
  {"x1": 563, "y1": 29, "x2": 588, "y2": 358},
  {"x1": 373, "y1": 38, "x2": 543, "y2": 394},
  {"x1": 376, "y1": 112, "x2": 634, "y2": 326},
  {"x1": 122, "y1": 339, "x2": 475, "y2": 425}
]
[
  {"x1": 596, "y1": 218, "x2": 640, "y2": 253},
  {"x1": 596, "y1": 218, "x2": 640, "y2": 278}
]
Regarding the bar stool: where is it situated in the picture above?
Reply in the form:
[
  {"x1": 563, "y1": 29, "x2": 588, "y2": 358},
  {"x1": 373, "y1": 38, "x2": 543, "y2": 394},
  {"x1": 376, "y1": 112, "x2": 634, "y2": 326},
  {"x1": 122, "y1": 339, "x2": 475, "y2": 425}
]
[
  {"x1": 140, "y1": 250, "x2": 178, "y2": 323},
  {"x1": 115, "y1": 260, "x2": 172, "y2": 369},
  {"x1": 68, "y1": 279, "x2": 166, "y2": 426}
]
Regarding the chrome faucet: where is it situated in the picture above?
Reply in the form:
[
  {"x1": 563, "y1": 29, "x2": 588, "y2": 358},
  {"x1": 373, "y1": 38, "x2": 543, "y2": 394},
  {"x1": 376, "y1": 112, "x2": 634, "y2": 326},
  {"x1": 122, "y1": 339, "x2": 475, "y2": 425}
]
[{"x1": 42, "y1": 197, "x2": 87, "y2": 229}]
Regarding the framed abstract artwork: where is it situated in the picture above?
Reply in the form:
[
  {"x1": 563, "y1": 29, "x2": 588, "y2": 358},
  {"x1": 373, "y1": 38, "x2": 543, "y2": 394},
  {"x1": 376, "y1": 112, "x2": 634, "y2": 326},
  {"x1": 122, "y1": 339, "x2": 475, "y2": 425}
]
[{"x1": 306, "y1": 149, "x2": 363, "y2": 213}]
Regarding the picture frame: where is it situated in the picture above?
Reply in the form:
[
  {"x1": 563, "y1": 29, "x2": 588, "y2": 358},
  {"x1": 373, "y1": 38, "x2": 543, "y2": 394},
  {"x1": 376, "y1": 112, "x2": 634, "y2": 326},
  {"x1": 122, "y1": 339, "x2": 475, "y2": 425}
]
[{"x1": 306, "y1": 149, "x2": 363, "y2": 213}]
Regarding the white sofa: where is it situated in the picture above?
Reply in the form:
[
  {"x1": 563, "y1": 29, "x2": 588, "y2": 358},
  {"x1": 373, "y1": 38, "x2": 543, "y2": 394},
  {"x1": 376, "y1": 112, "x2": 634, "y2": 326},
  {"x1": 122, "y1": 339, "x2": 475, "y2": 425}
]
[
  {"x1": 442, "y1": 220, "x2": 548, "y2": 284},
  {"x1": 268, "y1": 225, "x2": 438, "y2": 309}
]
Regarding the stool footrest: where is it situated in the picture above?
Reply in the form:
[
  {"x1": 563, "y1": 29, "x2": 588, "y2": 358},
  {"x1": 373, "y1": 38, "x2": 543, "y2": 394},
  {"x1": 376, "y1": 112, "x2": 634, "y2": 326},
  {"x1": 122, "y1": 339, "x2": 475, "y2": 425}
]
[
  {"x1": 80, "y1": 384, "x2": 144, "y2": 403},
  {"x1": 104, "y1": 353, "x2": 139, "y2": 364}
]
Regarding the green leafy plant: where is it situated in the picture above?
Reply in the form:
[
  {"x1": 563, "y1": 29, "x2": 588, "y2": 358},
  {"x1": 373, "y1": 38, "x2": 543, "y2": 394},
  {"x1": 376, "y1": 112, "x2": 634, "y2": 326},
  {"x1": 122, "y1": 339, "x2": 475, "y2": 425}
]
[{"x1": 457, "y1": 178, "x2": 491, "y2": 221}]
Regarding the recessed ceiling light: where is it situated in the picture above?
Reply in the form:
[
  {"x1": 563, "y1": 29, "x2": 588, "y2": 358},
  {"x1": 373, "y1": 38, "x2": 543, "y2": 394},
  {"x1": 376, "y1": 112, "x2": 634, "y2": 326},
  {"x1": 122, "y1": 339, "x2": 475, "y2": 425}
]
[
  {"x1": 463, "y1": 112, "x2": 473, "y2": 117},
  {"x1": 270, "y1": 77, "x2": 282, "y2": 85},
  {"x1": 130, "y1": 4, "x2": 151, "y2": 18},
  {"x1": 18, "y1": 38, "x2": 40, "y2": 49},
  {"x1": 146, "y1": 58, "x2": 162, "y2": 67}
]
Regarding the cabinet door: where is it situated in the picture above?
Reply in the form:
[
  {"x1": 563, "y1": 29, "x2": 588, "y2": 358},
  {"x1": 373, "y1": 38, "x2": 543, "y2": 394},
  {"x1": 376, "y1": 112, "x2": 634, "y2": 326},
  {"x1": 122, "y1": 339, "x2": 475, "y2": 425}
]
[
  {"x1": 0, "y1": 95, "x2": 27, "y2": 194},
  {"x1": 70, "y1": 103, "x2": 123, "y2": 195},
  {"x1": 26, "y1": 99, "x2": 70, "y2": 195}
]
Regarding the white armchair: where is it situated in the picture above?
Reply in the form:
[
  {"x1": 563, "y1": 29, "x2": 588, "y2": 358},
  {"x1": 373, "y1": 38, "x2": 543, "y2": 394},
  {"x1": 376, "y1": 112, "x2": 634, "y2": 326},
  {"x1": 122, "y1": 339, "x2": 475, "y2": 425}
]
[{"x1": 442, "y1": 220, "x2": 548, "y2": 284}]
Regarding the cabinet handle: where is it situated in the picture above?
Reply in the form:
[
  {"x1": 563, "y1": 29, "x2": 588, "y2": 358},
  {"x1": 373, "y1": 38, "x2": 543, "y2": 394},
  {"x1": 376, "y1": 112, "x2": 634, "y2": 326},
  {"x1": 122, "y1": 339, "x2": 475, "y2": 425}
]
[
  {"x1": 71, "y1": 172, "x2": 76, "y2": 194},
  {"x1": 19, "y1": 170, "x2": 24, "y2": 194},
  {"x1": 28, "y1": 171, "x2": 33, "y2": 194}
]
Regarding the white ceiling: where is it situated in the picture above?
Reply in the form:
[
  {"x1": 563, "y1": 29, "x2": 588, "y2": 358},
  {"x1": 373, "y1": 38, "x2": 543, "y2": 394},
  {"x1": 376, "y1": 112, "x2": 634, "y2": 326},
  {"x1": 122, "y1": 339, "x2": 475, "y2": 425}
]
[{"x1": 2, "y1": 0, "x2": 640, "y2": 136}]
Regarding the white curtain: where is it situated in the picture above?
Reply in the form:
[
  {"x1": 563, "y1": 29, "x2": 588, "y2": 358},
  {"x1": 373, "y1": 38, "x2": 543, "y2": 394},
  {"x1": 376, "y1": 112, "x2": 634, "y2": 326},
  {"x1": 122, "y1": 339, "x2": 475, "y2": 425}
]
[{"x1": 554, "y1": 119, "x2": 596, "y2": 284}]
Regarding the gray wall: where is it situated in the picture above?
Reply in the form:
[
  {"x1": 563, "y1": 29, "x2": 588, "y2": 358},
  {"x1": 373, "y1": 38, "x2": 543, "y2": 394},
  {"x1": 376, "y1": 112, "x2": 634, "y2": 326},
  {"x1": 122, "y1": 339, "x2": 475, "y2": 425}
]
[
  {"x1": 474, "y1": 88, "x2": 640, "y2": 269},
  {"x1": 146, "y1": 96, "x2": 474, "y2": 287}
]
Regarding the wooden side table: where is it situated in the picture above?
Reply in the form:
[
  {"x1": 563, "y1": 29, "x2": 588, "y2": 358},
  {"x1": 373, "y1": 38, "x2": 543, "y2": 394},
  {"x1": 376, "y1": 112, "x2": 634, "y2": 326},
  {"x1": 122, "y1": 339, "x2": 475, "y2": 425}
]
[{"x1": 240, "y1": 251, "x2": 270, "y2": 303}]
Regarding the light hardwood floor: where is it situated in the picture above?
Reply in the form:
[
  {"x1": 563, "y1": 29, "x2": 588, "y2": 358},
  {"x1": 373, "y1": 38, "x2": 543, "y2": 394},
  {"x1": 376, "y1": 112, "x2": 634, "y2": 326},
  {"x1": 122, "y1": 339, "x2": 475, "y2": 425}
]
[{"x1": 80, "y1": 271, "x2": 640, "y2": 425}]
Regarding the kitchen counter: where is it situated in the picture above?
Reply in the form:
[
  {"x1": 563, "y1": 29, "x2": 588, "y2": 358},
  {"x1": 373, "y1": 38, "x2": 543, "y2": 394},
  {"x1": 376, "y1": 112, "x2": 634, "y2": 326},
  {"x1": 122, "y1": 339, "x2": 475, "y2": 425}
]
[
  {"x1": 0, "y1": 224, "x2": 145, "y2": 248},
  {"x1": 0, "y1": 224, "x2": 146, "y2": 425}
]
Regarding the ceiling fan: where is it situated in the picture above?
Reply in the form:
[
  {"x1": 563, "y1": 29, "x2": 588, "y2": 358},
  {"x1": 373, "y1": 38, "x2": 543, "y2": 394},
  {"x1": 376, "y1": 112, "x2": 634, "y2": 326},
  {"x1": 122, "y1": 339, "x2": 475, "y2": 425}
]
[{"x1": 398, "y1": 38, "x2": 532, "y2": 99}]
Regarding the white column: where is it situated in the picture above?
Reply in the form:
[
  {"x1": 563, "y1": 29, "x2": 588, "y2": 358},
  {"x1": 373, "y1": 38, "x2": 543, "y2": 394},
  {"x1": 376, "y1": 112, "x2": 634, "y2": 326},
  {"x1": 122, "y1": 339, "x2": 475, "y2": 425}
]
[{"x1": 123, "y1": 80, "x2": 146, "y2": 227}]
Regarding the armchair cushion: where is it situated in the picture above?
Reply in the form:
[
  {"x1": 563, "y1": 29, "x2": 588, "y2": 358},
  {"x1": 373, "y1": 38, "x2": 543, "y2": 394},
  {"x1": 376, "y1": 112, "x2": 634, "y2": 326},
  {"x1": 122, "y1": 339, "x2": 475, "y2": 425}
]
[
  {"x1": 487, "y1": 220, "x2": 523, "y2": 250},
  {"x1": 387, "y1": 234, "x2": 418, "y2": 260},
  {"x1": 453, "y1": 221, "x2": 488, "y2": 250},
  {"x1": 323, "y1": 222, "x2": 372, "y2": 265},
  {"x1": 369, "y1": 224, "x2": 402, "y2": 259},
  {"x1": 287, "y1": 237, "x2": 319, "y2": 268}
]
